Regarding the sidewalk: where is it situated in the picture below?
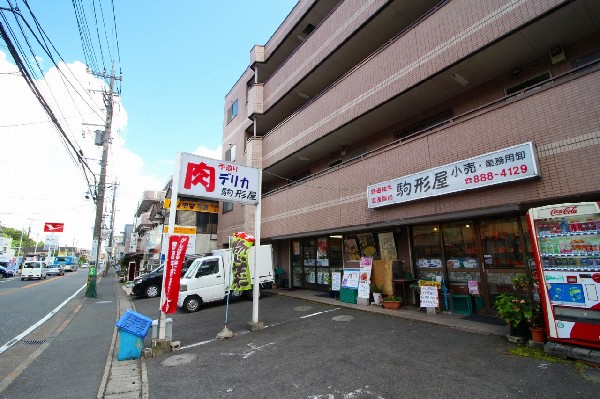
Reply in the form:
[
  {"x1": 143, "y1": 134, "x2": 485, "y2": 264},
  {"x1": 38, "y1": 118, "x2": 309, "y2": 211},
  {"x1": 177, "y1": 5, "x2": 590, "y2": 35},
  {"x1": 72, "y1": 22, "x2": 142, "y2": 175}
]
[{"x1": 99, "y1": 276, "x2": 147, "y2": 399}]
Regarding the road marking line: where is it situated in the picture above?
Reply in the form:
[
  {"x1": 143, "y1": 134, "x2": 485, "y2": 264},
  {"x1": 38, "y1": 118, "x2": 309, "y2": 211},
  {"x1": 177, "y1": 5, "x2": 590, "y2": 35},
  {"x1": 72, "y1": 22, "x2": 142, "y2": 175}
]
[
  {"x1": 0, "y1": 283, "x2": 87, "y2": 355},
  {"x1": 0, "y1": 276, "x2": 62, "y2": 296},
  {"x1": 0, "y1": 283, "x2": 90, "y2": 395},
  {"x1": 180, "y1": 307, "x2": 341, "y2": 350}
]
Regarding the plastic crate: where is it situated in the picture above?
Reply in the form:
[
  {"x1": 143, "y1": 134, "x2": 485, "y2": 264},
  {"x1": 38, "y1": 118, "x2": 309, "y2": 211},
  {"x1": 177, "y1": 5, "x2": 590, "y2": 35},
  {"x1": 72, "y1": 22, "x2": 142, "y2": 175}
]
[
  {"x1": 340, "y1": 288, "x2": 358, "y2": 304},
  {"x1": 452, "y1": 294, "x2": 473, "y2": 315},
  {"x1": 115, "y1": 309, "x2": 153, "y2": 338},
  {"x1": 118, "y1": 330, "x2": 143, "y2": 361}
]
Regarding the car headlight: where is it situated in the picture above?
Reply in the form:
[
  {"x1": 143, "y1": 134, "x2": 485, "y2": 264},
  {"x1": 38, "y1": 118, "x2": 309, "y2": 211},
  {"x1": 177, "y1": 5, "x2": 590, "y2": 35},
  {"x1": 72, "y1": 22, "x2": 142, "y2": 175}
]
[
  {"x1": 133, "y1": 278, "x2": 142, "y2": 284},
  {"x1": 179, "y1": 284, "x2": 187, "y2": 292}
]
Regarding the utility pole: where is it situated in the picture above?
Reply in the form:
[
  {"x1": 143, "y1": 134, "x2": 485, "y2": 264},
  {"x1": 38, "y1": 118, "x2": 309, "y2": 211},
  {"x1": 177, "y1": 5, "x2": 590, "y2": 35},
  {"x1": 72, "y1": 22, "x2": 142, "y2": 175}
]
[
  {"x1": 106, "y1": 179, "x2": 118, "y2": 275},
  {"x1": 86, "y1": 63, "x2": 121, "y2": 298}
]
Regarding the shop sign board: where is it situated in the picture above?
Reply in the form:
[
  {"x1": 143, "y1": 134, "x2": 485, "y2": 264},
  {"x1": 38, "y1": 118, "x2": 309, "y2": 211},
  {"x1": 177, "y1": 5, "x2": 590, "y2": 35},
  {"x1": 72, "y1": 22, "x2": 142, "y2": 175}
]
[
  {"x1": 357, "y1": 257, "x2": 373, "y2": 299},
  {"x1": 420, "y1": 285, "x2": 439, "y2": 308},
  {"x1": 163, "y1": 198, "x2": 219, "y2": 213},
  {"x1": 367, "y1": 142, "x2": 539, "y2": 208},
  {"x1": 161, "y1": 226, "x2": 196, "y2": 255},
  {"x1": 341, "y1": 268, "x2": 360, "y2": 289},
  {"x1": 178, "y1": 152, "x2": 260, "y2": 204},
  {"x1": 43, "y1": 235, "x2": 59, "y2": 251}
]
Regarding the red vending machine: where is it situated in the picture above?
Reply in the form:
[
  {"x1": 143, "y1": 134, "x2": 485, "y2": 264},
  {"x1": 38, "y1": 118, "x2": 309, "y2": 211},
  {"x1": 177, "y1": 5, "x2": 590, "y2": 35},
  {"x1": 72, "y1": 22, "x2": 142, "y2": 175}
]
[{"x1": 527, "y1": 202, "x2": 600, "y2": 349}]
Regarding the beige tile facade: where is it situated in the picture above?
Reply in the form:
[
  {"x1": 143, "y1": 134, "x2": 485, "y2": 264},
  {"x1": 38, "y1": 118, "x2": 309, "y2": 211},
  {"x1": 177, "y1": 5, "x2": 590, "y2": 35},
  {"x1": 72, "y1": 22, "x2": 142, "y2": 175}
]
[{"x1": 219, "y1": 0, "x2": 600, "y2": 291}]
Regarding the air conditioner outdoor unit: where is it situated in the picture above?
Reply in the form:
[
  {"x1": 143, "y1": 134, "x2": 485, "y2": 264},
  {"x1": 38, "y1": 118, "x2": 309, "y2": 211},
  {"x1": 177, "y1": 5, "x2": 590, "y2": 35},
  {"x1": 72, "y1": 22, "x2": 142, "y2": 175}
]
[{"x1": 550, "y1": 45, "x2": 565, "y2": 65}]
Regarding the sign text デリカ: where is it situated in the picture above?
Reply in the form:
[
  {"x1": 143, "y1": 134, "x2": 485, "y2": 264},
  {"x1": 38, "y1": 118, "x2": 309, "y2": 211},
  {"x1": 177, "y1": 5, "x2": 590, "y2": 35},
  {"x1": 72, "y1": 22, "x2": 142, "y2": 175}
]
[{"x1": 178, "y1": 153, "x2": 260, "y2": 204}]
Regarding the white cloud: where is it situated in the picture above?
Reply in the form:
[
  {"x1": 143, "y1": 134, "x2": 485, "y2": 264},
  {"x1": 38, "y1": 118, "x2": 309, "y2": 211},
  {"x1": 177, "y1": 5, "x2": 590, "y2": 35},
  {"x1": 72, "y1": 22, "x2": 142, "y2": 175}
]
[
  {"x1": 0, "y1": 51, "x2": 161, "y2": 250},
  {"x1": 192, "y1": 145, "x2": 222, "y2": 161}
]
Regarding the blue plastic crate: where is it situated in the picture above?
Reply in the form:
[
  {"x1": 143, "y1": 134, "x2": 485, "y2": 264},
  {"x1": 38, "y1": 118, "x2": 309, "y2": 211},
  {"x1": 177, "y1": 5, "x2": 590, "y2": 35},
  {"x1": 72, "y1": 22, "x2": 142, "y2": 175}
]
[
  {"x1": 115, "y1": 309, "x2": 152, "y2": 338},
  {"x1": 118, "y1": 330, "x2": 143, "y2": 361}
]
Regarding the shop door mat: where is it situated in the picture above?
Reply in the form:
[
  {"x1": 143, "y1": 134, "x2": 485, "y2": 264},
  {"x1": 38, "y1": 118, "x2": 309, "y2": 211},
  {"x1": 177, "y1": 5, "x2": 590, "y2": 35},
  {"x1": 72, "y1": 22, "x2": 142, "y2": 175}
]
[{"x1": 461, "y1": 314, "x2": 507, "y2": 326}]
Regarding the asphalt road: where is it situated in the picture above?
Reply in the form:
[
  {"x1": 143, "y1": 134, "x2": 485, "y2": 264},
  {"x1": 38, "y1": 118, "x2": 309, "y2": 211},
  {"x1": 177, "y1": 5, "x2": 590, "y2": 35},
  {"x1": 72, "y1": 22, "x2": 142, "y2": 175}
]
[
  {"x1": 0, "y1": 268, "x2": 115, "y2": 399},
  {"x1": 0, "y1": 270, "x2": 87, "y2": 348},
  {"x1": 130, "y1": 291, "x2": 599, "y2": 399}
]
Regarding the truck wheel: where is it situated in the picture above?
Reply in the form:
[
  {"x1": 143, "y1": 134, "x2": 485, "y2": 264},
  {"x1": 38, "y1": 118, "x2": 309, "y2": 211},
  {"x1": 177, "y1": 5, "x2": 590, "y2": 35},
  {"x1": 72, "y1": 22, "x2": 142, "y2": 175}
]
[
  {"x1": 145, "y1": 284, "x2": 160, "y2": 298},
  {"x1": 183, "y1": 296, "x2": 201, "y2": 313}
]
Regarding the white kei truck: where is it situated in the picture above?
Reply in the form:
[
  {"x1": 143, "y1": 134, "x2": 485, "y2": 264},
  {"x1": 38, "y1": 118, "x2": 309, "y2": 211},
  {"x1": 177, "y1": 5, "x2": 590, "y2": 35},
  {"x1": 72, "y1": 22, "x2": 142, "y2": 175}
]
[{"x1": 177, "y1": 244, "x2": 274, "y2": 313}]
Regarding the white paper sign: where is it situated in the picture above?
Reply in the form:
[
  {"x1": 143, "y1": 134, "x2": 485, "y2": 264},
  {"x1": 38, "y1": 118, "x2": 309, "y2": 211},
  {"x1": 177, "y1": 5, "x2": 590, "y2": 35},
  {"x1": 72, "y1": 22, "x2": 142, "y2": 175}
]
[
  {"x1": 331, "y1": 272, "x2": 341, "y2": 291},
  {"x1": 420, "y1": 286, "x2": 439, "y2": 308}
]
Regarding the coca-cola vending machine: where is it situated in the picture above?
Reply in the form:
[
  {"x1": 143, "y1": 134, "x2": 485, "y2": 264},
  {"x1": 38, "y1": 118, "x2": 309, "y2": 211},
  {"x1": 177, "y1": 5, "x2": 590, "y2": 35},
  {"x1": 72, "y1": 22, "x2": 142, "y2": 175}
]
[{"x1": 526, "y1": 202, "x2": 600, "y2": 349}]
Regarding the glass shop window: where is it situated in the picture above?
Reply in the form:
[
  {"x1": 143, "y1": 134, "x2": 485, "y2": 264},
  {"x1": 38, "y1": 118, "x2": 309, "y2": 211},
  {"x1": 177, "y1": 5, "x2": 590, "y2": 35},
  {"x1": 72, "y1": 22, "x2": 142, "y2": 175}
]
[{"x1": 413, "y1": 224, "x2": 442, "y2": 269}]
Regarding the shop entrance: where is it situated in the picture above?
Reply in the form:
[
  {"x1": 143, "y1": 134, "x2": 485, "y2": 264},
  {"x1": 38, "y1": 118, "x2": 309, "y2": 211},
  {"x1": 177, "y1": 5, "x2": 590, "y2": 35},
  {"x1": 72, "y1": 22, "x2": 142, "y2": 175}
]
[
  {"x1": 411, "y1": 215, "x2": 533, "y2": 315},
  {"x1": 291, "y1": 236, "x2": 343, "y2": 291}
]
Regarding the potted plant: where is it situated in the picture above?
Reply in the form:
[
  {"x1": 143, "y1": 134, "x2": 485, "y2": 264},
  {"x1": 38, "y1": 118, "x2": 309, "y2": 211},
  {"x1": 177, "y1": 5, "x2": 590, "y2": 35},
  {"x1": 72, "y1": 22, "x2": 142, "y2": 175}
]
[
  {"x1": 370, "y1": 282, "x2": 383, "y2": 305},
  {"x1": 382, "y1": 295, "x2": 402, "y2": 310},
  {"x1": 494, "y1": 272, "x2": 544, "y2": 340}
]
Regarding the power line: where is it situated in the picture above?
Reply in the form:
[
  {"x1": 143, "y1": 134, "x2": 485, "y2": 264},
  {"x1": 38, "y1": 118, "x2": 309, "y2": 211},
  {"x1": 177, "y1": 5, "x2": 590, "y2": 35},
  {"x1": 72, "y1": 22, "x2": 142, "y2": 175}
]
[{"x1": 0, "y1": 17, "x2": 97, "y2": 189}]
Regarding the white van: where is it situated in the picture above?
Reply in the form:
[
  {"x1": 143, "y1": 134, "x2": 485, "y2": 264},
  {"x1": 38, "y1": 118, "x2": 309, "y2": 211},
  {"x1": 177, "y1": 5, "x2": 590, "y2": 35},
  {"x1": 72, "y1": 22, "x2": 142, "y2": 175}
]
[
  {"x1": 178, "y1": 245, "x2": 274, "y2": 313},
  {"x1": 21, "y1": 261, "x2": 48, "y2": 280}
]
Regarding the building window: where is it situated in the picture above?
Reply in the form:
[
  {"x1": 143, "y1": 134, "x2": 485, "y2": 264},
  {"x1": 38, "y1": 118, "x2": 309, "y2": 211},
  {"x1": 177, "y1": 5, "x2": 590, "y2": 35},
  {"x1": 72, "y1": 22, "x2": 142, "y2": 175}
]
[
  {"x1": 222, "y1": 202, "x2": 233, "y2": 213},
  {"x1": 225, "y1": 144, "x2": 236, "y2": 162},
  {"x1": 196, "y1": 212, "x2": 218, "y2": 234},
  {"x1": 227, "y1": 99, "x2": 238, "y2": 122}
]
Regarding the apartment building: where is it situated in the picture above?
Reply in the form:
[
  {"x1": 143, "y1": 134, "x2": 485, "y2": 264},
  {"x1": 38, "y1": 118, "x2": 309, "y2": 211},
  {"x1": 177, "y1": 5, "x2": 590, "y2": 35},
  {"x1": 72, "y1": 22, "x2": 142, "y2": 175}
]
[{"x1": 219, "y1": 0, "x2": 600, "y2": 315}]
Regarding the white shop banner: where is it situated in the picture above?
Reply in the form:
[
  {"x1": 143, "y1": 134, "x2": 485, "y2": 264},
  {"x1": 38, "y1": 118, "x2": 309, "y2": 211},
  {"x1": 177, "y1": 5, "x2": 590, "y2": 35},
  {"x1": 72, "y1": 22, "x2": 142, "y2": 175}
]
[
  {"x1": 177, "y1": 152, "x2": 260, "y2": 204},
  {"x1": 367, "y1": 142, "x2": 539, "y2": 208}
]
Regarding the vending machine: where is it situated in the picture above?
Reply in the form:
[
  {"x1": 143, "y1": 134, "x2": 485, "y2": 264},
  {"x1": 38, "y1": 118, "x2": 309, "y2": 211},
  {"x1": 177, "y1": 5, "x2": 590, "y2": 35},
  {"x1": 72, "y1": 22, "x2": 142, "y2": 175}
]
[{"x1": 526, "y1": 202, "x2": 600, "y2": 349}]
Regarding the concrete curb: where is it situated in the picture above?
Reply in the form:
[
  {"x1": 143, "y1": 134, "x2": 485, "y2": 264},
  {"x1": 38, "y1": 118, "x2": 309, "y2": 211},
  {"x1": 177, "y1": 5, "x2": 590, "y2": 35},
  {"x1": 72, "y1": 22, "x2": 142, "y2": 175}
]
[{"x1": 98, "y1": 279, "x2": 147, "y2": 399}]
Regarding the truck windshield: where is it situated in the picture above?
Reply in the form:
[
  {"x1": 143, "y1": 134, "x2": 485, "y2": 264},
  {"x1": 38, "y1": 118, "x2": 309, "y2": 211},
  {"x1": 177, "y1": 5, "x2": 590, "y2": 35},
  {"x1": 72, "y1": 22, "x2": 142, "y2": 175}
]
[{"x1": 183, "y1": 260, "x2": 202, "y2": 279}]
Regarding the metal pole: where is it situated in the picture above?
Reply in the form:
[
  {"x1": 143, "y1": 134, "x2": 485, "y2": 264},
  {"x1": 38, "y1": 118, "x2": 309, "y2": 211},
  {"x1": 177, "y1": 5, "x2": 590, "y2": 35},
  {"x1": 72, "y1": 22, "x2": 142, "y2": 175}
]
[
  {"x1": 158, "y1": 152, "x2": 181, "y2": 340},
  {"x1": 251, "y1": 170, "x2": 262, "y2": 323}
]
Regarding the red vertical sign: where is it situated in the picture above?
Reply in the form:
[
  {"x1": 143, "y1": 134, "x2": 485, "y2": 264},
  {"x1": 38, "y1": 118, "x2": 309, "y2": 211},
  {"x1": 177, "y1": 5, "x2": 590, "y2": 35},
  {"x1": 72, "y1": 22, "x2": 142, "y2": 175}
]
[{"x1": 161, "y1": 235, "x2": 190, "y2": 314}]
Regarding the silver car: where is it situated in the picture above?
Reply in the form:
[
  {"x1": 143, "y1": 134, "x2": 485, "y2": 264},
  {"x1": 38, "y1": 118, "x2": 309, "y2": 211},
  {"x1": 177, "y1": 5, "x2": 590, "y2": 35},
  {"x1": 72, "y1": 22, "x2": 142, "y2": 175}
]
[{"x1": 47, "y1": 264, "x2": 65, "y2": 276}]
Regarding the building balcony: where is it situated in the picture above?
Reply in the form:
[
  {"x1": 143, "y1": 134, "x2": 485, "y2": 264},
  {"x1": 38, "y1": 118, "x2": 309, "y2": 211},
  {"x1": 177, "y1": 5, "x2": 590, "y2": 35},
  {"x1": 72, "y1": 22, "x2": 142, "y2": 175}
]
[
  {"x1": 135, "y1": 190, "x2": 166, "y2": 217},
  {"x1": 259, "y1": 0, "x2": 599, "y2": 188},
  {"x1": 135, "y1": 212, "x2": 155, "y2": 233}
]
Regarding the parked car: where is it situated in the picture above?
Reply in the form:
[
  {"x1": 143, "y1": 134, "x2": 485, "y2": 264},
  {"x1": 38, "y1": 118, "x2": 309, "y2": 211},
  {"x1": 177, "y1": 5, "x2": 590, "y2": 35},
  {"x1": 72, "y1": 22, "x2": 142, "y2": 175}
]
[
  {"x1": 47, "y1": 264, "x2": 65, "y2": 276},
  {"x1": 132, "y1": 265, "x2": 164, "y2": 298},
  {"x1": 131, "y1": 254, "x2": 210, "y2": 298},
  {"x1": 0, "y1": 265, "x2": 15, "y2": 278},
  {"x1": 81, "y1": 263, "x2": 89, "y2": 268}
]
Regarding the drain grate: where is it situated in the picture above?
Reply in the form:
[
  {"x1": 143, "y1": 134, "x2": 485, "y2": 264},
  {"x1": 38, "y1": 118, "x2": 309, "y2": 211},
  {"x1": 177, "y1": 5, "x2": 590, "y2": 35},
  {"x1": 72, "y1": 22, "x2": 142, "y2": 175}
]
[{"x1": 22, "y1": 340, "x2": 46, "y2": 346}]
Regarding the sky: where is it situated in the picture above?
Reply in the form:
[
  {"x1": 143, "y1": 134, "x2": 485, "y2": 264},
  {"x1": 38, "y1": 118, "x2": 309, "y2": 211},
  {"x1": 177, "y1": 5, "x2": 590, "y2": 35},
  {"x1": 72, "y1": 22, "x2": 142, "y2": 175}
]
[{"x1": 0, "y1": 0, "x2": 297, "y2": 251}]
